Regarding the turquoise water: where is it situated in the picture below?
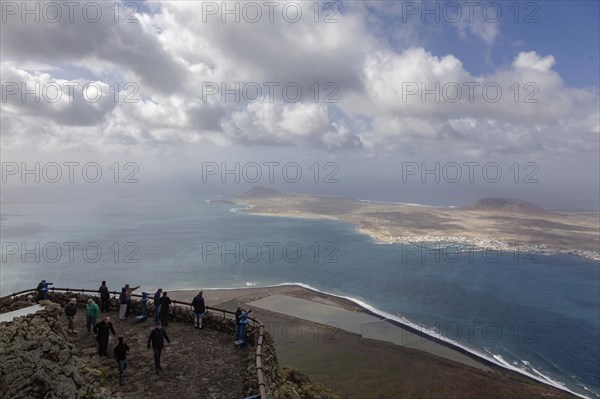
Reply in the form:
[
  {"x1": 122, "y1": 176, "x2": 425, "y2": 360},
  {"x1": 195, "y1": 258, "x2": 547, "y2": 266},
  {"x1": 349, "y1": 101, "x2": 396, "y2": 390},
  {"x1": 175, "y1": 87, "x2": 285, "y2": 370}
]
[{"x1": 1, "y1": 192, "x2": 598, "y2": 398}]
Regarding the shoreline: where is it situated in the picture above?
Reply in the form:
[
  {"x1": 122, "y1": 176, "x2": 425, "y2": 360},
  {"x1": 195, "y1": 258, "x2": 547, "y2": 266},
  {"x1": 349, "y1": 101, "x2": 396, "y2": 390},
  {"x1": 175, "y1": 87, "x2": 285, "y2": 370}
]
[
  {"x1": 170, "y1": 283, "x2": 589, "y2": 399},
  {"x1": 235, "y1": 203, "x2": 600, "y2": 261},
  {"x1": 0, "y1": 283, "x2": 586, "y2": 398}
]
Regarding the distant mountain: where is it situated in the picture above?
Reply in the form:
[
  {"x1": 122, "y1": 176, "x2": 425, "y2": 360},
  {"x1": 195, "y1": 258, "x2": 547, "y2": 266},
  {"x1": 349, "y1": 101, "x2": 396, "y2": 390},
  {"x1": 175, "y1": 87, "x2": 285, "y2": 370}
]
[
  {"x1": 238, "y1": 187, "x2": 282, "y2": 199},
  {"x1": 463, "y1": 198, "x2": 548, "y2": 215}
]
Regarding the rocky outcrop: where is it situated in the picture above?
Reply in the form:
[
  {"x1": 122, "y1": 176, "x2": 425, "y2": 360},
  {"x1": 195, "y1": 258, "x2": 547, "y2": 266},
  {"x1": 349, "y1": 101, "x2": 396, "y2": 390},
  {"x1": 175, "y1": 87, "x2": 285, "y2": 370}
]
[
  {"x1": 1, "y1": 291, "x2": 340, "y2": 399},
  {"x1": 277, "y1": 367, "x2": 342, "y2": 399},
  {"x1": 0, "y1": 301, "x2": 97, "y2": 399},
  {"x1": 244, "y1": 330, "x2": 340, "y2": 399},
  {"x1": 0, "y1": 294, "x2": 37, "y2": 312}
]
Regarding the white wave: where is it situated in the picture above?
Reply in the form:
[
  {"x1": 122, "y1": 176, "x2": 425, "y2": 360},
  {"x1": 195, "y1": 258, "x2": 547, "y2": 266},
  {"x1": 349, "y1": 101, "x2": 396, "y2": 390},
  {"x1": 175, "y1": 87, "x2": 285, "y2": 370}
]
[
  {"x1": 357, "y1": 198, "x2": 434, "y2": 207},
  {"x1": 185, "y1": 281, "x2": 594, "y2": 399},
  {"x1": 270, "y1": 283, "x2": 593, "y2": 399},
  {"x1": 356, "y1": 198, "x2": 462, "y2": 208},
  {"x1": 530, "y1": 367, "x2": 566, "y2": 387},
  {"x1": 582, "y1": 386, "x2": 600, "y2": 398}
]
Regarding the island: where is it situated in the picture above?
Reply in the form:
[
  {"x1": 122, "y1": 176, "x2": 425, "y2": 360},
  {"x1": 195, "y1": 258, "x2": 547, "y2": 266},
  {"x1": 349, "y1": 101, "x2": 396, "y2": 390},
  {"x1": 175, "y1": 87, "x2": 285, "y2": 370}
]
[{"x1": 233, "y1": 187, "x2": 600, "y2": 260}]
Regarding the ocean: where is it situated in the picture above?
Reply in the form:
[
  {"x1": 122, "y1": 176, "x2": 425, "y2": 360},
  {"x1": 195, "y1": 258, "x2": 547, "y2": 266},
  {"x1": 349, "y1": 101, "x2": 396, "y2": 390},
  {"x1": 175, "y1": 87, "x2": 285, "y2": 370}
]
[{"x1": 1, "y1": 190, "x2": 598, "y2": 398}]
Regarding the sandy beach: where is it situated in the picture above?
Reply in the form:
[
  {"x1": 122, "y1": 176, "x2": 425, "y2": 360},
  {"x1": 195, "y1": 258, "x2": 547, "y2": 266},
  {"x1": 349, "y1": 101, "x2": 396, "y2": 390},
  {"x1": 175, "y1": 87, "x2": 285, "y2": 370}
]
[{"x1": 170, "y1": 285, "x2": 576, "y2": 399}]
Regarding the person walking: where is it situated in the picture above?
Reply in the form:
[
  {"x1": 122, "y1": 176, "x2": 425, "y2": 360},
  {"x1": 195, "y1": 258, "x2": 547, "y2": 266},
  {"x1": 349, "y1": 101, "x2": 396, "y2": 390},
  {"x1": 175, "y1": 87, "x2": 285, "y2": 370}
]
[
  {"x1": 64, "y1": 298, "x2": 78, "y2": 333},
  {"x1": 153, "y1": 288, "x2": 163, "y2": 324},
  {"x1": 119, "y1": 287, "x2": 128, "y2": 320},
  {"x1": 113, "y1": 336, "x2": 130, "y2": 385},
  {"x1": 85, "y1": 299, "x2": 100, "y2": 333},
  {"x1": 159, "y1": 291, "x2": 171, "y2": 327},
  {"x1": 94, "y1": 317, "x2": 116, "y2": 356},
  {"x1": 99, "y1": 281, "x2": 110, "y2": 312},
  {"x1": 147, "y1": 323, "x2": 170, "y2": 373},
  {"x1": 192, "y1": 291, "x2": 206, "y2": 329}
]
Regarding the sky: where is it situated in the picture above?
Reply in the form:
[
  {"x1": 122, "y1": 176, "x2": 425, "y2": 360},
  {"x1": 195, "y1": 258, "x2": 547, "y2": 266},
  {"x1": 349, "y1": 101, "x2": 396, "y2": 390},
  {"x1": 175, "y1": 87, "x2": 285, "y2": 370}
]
[{"x1": 1, "y1": 0, "x2": 599, "y2": 209}]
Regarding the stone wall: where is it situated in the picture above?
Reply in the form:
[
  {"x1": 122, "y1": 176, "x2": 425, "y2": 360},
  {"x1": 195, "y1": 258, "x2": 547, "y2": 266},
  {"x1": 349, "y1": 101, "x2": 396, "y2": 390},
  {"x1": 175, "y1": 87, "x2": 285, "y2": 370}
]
[
  {"x1": 0, "y1": 301, "x2": 95, "y2": 399},
  {"x1": 0, "y1": 291, "x2": 340, "y2": 399},
  {"x1": 243, "y1": 324, "x2": 341, "y2": 399}
]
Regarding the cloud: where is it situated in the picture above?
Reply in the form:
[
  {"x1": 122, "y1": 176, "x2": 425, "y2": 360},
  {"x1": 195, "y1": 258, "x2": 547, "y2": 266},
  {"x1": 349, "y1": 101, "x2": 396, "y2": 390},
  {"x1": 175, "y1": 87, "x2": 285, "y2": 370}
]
[
  {"x1": 1, "y1": 63, "x2": 117, "y2": 126},
  {"x1": 1, "y1": 1, "x2": 598, "y2": 162},
  {"x1": 1, "y1": 1, "x2": 187, "y2": 94},
  {"x1": 513, "y1": 51, "x2": 556, "y2": 72},
  {"x1": 453, "y1": 12, "x2": 500, "y2": 46}
]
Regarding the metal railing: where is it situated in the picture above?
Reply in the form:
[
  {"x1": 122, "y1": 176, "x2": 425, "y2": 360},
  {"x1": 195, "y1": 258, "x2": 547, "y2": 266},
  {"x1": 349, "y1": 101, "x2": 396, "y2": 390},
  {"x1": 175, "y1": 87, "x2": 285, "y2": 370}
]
[{"x1": 3, "y1": 287, "x2": 267, "y2": 399}]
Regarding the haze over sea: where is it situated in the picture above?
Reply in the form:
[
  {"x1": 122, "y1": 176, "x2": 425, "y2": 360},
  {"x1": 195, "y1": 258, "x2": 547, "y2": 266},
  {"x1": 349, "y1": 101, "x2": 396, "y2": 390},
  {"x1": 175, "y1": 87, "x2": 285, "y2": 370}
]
[{"x1": 1, "y1": 190, "x2": 598, "y2": 399}]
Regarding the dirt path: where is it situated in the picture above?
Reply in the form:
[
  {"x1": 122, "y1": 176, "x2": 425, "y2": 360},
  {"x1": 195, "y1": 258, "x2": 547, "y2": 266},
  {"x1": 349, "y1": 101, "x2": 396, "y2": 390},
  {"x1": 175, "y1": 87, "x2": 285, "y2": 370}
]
[{"x1": 63, "y1": 310, "x2": 250, "y2": 399}]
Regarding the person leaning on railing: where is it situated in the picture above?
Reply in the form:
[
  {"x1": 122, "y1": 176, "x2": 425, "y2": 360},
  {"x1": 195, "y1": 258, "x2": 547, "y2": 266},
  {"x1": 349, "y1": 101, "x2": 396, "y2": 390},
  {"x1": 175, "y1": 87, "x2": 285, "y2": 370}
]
[{"x1": 36, "y1": 280, "x2": 53, "y2": 302}]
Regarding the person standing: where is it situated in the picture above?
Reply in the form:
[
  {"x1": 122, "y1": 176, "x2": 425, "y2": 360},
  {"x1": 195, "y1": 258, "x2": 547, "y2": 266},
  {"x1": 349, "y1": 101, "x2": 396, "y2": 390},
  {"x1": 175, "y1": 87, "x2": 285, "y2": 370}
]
[
  {"x1": 140, "y1": 291, "x2": 149, "y2": 321},
  {"x1": 36, "y1": 280, "x2": 53, "y2": 302},
  {"x1": 147, "y1": 323, "x2": 170, "y2": 373},
  {"x1": 99, "y1": 281, "x2": 110, "y2": 312},
  {"x1": 85, "y1": 299, "x2": 100, "y2": 333},
  {"x1": 119, "y1": 287, "x2": 128, "y2": 320},
  {"x1": 36, "y1": 280, "x2": 45, "y2": 302},
  {"x1": 124, "y1": 283, "x2": 140, "y2": 317},
  {"x1": 192, "y1": 291, "x2": 206, "y2": 329},
  {"x1": 235, "y1": 308, "x2": 252, "y2": 343},
  {"x1": 153, "y1": 288, "x2": 163, "y2": 324},
  {"x1": 113, "y1": 336, "x2": 130, "y2": 385},
  {"x1": 159, "y1": 291, "x2": 171, "y2": 327},
  {"x1": 94, "y1": 317, "x2": 116, "y2": 356},
  {"x1": 64, "y1": 298, "x2": 78, "y2": 333},
  {"x1": 234, "y1": 307, "x2": 243, "y2": 340}
]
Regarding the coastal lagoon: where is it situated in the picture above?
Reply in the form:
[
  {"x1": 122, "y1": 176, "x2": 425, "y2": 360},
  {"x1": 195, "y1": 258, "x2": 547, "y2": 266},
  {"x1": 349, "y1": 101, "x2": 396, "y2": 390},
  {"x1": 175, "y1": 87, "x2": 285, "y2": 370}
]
[{"x1": 1, "y1": 190, "x2": 598, "y2": 398}]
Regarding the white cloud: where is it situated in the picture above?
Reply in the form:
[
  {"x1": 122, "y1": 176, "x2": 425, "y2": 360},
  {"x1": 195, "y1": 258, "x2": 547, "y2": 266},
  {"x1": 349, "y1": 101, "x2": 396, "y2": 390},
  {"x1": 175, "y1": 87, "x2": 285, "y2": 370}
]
[
  {"x1": 513, "y1": 51, "x2": 556, "y2": 72},
  {"x1": 0, "y1": 1, "x2": 598, "y2": 162}
]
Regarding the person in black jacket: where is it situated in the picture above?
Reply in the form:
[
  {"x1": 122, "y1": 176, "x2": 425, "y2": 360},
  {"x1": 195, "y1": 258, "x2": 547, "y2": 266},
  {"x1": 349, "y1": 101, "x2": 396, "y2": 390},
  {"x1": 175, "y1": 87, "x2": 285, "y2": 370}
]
[
  {"x1": 147, "y1": 323, "x2": 170, "y2": 372},
  {"x1": 64, "y1": 298, "x2": 78, "y2": 333},
  {"x1": 113, "y1": 336, "x2": 130, "y2": 385},
  {"x1": 192, "y1": 291, "x2": 206, "y2": 329},
  {"x1": 99, "y1": 281, "x2": 110, "y2": 312},
  {"x1": 159, "y1": 291, "x2": 171, "y2": 326},
  {"x1": 94, "y1": 317, "x2": 116, "y2": 355}
]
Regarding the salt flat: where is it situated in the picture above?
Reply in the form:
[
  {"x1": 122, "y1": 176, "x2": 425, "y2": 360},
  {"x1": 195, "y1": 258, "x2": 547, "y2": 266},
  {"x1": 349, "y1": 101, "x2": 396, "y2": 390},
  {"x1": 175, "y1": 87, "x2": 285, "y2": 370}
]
[{"x1": 248, "y1": 293, "x2": 490, "y2": 371}]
